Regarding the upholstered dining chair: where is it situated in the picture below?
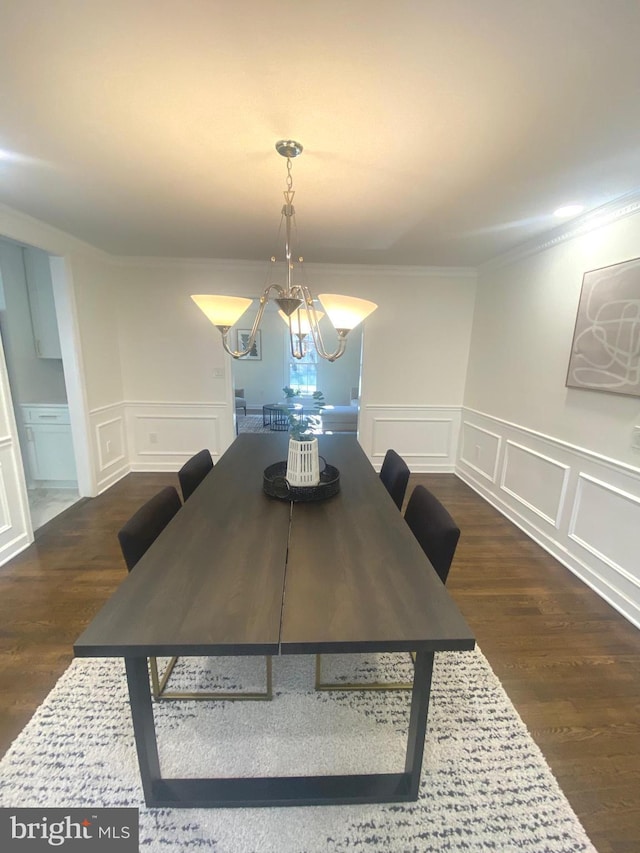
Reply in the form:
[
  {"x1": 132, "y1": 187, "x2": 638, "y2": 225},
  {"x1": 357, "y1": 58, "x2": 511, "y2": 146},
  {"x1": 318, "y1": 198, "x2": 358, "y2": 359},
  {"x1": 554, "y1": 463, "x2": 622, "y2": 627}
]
[
  {"x1": 235, "y1": 387, "x2": 247, "y2": 416},
  {"x1": 403, "y1": 485, "x2": 461, "y2": 586},
  {"x1": 178, "y1": 448, "x2": 214, "y2": 502},
  {"x1": 315, "y1": 483, "x2": 460, "y2": 693},
  {"x1": 118, "y1": 485, "x2": 182, "y2": 572},
  {"x1": 379, "y1": 448, "x2": 410, "y2": 510},
  {"x1": 117, "y1": 486, "x2": 182, "y2": 699},
  {"x1": 118, "y1": 485, "x2": 272, "y2": 701}
]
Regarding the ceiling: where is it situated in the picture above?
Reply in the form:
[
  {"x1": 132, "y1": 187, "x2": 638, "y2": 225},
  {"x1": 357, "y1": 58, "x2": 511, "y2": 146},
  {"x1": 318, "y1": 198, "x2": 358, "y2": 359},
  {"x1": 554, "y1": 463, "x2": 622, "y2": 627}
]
[{"x1": 1, "y1": 0, "x2": 639, "y2": 267}]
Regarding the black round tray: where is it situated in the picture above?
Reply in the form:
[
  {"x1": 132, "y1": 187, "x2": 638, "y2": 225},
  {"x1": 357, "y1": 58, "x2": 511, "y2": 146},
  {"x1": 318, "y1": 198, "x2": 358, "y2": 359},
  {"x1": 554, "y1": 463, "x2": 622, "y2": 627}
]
[{"x1": 263, "y1": 461, "x2": 340, "y2": 502}]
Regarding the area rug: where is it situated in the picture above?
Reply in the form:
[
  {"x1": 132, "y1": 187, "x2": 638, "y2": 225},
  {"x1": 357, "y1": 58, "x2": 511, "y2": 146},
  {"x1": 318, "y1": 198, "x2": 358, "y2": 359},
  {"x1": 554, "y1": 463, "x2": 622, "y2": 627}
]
[
  {"x1": 237, "y1": 414, "x2": 271, "y2": 433},
  {"x1": 0, "y1": 650, "x2": 596, "y2": 852}
]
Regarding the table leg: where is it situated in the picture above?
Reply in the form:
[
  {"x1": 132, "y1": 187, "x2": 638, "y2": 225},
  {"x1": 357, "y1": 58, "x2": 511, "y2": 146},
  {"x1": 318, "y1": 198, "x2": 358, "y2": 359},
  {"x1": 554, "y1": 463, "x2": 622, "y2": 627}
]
[
  {"x1": 123, "y1": 651, "x2": 435, "y2": 808},
  {"x1": 404, "y1": 649, "x2": 434, "y2": 798},
  {"x1": 125, "y1": 656, "x2": 160, "y2": 805}
]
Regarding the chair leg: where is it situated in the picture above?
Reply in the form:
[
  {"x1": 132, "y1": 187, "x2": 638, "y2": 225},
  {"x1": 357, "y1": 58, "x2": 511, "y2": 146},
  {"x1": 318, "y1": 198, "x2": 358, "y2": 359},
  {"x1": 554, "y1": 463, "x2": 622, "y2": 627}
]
[
  {"x1": 315, "y1": 653, "x2": 414, "y2": 691},
  {"x1": 151, "y1": 655, "x2": 273, "y2": 701},
  {"x1": 149, "y1": 655, "x2": 179, "y2": 699}
]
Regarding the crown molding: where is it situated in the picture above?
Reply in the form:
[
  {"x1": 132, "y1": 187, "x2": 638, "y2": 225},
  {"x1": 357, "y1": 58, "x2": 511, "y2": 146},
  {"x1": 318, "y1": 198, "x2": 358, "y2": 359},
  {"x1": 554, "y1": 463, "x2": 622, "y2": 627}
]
[
  {"x1": 0, "y1": 202, "x2": 105, "y2": 257},
  {"x1": 106, "y1": 255, "x2": 266, "y2": 273},
  {"x1": 481, "y1": 189, "x2": 640, "y2": 273}
]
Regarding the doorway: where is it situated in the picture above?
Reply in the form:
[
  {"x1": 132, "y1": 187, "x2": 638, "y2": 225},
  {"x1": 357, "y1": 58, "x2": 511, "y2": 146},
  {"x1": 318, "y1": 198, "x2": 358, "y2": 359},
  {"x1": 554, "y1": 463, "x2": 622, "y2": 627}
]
[
  {"x1": 231, "y1": 302, "x2": 363, "y2": 436},
  {"x1": 0, "y1": 237, "x2": 81, "y2": 531}
]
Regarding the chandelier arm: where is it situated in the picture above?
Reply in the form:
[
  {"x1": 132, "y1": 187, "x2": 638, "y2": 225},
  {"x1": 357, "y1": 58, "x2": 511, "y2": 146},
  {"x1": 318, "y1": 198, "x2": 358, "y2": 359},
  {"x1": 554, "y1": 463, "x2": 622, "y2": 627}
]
[
  {"x1": 287, "y1": 317, "x2": 304, "y2": 360},
  {"x1": 301, "y1": 289, "x2": 348, "y2": 362},
  {"x1": 220, "y1": 284, "x2": 285, "y2": 358}
]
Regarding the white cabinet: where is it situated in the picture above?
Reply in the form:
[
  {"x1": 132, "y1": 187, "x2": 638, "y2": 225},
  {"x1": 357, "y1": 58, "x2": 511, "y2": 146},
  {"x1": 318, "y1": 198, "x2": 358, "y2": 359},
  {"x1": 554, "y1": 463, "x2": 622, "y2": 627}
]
[
  {"x1": 21, "y1": 405, "x2": 77, "y2": 483},
  {"x1": 23, "y1": 247, "x2": 62, "y2": 359}
]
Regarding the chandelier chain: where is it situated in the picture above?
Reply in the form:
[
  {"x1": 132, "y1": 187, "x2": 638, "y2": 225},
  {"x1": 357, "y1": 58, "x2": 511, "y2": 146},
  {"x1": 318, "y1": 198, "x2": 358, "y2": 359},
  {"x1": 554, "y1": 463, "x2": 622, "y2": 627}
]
[{"x1": 286, "y1": 157, "x2": 293, "y2": 192}]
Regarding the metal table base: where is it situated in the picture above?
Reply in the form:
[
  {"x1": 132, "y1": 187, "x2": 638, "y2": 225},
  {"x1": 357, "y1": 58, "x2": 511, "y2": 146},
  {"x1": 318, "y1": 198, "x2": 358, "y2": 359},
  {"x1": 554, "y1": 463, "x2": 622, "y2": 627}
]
[{"x1": 125, "y1": 650, "x2": 434, "y2": 808}]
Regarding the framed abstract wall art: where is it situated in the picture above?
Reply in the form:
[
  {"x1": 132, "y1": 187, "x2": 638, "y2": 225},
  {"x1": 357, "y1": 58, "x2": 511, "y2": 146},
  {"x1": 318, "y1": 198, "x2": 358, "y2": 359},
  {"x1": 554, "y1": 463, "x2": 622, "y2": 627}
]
[
  {"x1": 236, "y1": 329, "x2": 262, "y2": 360},
  {"x1": 566, "y1": 257, "x2": 640, "y2": 398}
]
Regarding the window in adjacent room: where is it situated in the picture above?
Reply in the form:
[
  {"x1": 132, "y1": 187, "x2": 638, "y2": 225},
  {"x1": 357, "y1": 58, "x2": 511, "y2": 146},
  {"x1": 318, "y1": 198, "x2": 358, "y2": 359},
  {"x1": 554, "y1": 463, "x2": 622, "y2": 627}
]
[{"x1": 287, "y1": 334, "x2": 318, "y2": 394}]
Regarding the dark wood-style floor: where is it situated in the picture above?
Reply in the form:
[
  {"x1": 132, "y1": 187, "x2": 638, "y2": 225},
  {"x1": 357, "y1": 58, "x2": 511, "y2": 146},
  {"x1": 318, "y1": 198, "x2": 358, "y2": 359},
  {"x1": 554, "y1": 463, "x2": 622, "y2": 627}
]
[{"x1": 0, "y1": 472, "x2": 638, "y2": 852}]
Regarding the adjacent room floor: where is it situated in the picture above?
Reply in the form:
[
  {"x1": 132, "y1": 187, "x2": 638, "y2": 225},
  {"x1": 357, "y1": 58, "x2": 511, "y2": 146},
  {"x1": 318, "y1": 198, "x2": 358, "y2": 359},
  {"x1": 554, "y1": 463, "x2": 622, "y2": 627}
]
[{"x1": 27, "y1": 487, "x2": 81, "y2": 532}]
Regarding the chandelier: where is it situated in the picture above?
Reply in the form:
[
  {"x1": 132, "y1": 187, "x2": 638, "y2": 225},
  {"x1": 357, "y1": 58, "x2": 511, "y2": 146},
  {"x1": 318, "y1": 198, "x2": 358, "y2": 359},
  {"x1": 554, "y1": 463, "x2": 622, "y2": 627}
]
[{"x1": 191, "y1": 140, "x2": 377, "y2": 362}]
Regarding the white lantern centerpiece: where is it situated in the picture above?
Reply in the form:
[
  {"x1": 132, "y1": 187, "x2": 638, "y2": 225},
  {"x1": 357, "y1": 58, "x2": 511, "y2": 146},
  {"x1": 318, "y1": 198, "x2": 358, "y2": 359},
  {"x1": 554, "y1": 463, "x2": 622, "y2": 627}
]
[{"x1": 285, "y1": 391, "x2": 325, "y2": 487}]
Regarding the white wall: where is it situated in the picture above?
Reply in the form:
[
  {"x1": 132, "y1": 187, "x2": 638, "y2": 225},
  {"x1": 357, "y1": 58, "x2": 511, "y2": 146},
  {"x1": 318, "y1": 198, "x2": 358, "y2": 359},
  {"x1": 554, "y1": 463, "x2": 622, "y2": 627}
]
[
  {"x1": 464, "y1": 213, "x2": 640, "y2": 466},
  {"x1": 316, "y1": 322, "x2": 362, "y2": 406},
  {"x1": 460, "y1": 209, "x2": 640, "y2": 627},
  {"x1": 231, "y1": 305, "x2": 288, "y2": 408}
]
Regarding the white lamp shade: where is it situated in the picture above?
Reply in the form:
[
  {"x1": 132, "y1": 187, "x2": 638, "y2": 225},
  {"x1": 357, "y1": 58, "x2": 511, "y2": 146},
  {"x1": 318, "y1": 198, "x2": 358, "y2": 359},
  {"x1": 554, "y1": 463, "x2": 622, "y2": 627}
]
[
  {"x1": 191, "y1": 294, "x2": 252, "y2": 328},
  {"x1": 278, "y1": 308, "x2": 325, "y2": 335},
  {"x1": 317, "y1": 294, "x2": 378, "y2": 331}
]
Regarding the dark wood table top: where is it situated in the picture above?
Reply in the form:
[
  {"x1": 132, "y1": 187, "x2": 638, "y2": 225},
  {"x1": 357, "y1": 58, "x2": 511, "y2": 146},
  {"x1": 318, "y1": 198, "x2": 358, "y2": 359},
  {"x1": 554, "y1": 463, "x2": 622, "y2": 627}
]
[
  {"x1": 75, "y1": 434, "x2": 474, "y2": 658},
  {"x1": 75, "y1": 435, "x2": 291, "y2": 657},
  {"x1": 282, "y1": 436, "x2": 474, "y2": 653}
]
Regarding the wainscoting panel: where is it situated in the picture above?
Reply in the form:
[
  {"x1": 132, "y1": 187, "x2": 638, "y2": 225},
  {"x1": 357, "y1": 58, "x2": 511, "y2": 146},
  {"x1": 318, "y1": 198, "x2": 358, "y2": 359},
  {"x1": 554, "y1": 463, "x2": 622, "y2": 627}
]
[
  {"x1": 124, "y1": 402, "x2": 233, "y2": 472},
  {"x1": 360, "y1": 406, "x2": 461, "y2": 472},
  {"x1": 457, "y1": 408, "x2": 640, "y2": 629},
  {"x1": 460, "y1": 421, "x2": 501, "y2": 482},
  {"x1": 0, "y1": 442, "x2": 31, "y2": 559},
  {"x1": 570, "y1": 474, "x2": 640, "y2": 589},
  {"x1": 500, "y1": 441, "x2": 569, "y2": 528},
  {"x1": 0, "y1": 455, "x2": 11, "y2": 536},
  {"x1": 90, "y1": 404, "x2": 129, "y2": 494}
]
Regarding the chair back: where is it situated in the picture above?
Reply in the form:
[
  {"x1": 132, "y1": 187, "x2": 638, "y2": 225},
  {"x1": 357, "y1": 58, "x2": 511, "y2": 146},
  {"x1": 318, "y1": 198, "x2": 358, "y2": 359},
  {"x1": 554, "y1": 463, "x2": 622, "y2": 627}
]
[
  {"x1": 117, "y1": 486, "x2": 182, "y2": 571},
  {"x1": 178, "y1": 449, "x2": 214, "y2": 502},
  {"x1": 404, "y1": 485, "x2": 460, "y2": 584},
  {"x1": 379, "y1": 449, "x2": 410, "y2": 510}
]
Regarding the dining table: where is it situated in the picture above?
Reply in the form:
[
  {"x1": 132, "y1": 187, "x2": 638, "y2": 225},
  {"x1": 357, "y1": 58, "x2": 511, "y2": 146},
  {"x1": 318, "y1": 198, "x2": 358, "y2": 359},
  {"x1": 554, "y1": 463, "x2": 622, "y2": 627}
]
[{"x1": 74, "y1": 433, "x2": 475, "y2": 808}]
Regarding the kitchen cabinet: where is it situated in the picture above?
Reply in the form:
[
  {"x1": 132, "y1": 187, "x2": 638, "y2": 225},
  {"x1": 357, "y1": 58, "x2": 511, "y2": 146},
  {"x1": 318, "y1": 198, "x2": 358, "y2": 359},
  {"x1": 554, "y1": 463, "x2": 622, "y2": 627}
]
[
  {"x1": 23, "y1": 247, "x2": 62, "y2": 359},
  {"x1": 21, "y1": 405, "x2": 77, "y2": 483}
]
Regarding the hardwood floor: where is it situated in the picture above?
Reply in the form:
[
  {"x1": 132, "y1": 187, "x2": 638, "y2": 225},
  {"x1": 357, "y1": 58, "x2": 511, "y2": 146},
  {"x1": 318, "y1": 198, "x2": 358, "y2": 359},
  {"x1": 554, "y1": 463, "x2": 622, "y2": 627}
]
[{"x1": 1, "y1": 471, "x2": 638, "y2": 852}]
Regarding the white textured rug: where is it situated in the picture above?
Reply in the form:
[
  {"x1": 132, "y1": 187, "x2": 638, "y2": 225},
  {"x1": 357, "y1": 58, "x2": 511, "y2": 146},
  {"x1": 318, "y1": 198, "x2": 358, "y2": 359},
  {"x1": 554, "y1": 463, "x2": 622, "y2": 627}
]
[{"x1": 0, "y1": 650, "x2": 597, "y2": 852}]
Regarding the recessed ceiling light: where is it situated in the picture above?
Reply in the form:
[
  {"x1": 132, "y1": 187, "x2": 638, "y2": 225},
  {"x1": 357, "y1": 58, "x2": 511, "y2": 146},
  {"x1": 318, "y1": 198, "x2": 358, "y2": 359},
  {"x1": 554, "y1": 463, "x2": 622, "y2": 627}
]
[{"x1": 553, "y1": 204, "x2": 585, "y2": 218}]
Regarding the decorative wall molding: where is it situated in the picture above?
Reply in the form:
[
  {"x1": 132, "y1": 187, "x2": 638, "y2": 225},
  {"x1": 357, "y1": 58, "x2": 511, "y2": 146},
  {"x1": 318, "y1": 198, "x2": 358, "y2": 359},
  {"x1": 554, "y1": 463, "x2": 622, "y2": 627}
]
[
  {"x1": 360, "y1": 405, "x2": 461, "y2": 472},
  {"x1": 459, "y1": 421, "x2": 501, "y2": 483},
  {"x1": 481, "y1": 189, "x2": 640, "y2": 271},
  {"x1": 463, "y1": 407, "x2": 640, "y2": 476},
  {"x1": 89, "y1": 404, "x2": 129, "y2": 494},
  {"x1": 457, "y1": 408, "x2": 640, "y2": 629},
  {"x1": 0, "y1": 460, "x2": 11, "y2": 536},
  {"x1": 122, "y1": 400, "x2": 228, "y2": 409},
  {"x1": 569, "y1": 474, "x2": 640, "y2": 591},
  {"x1": 0, "y1": 201, "x2": 103, "y2": 257},
  {"x1": 124, "y1": 401, "x2": 234, "y2": 472},
  {"x1": 95, "y1": 417, "x2": 127, "y2": 472},
  {"x1": 0, "y1": 448, "x2": 31, "y2": 561},
  {"x1": 500, "y1": 441, "x2": 570, "y2": 528}
]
